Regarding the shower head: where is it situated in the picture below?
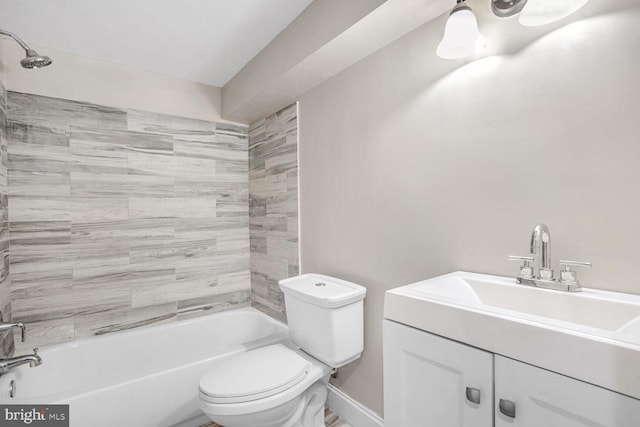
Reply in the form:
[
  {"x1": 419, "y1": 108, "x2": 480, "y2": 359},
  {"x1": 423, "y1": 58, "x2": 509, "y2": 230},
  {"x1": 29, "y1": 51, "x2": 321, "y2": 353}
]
[
  {"x1": 0, "y1": 29, "x2": 52, "y2": 69},
  {"x1": 20, "y1": 49, "x2": 52, "y2": 69}
]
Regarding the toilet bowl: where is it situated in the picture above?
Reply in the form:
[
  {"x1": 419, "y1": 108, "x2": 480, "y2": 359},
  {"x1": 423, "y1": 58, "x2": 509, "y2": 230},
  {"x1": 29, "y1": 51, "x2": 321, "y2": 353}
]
[
  {"x1": 198, "y1": 274, "x2": 366, "y2": 427},
  {"x1": 199, "y1": 344, "x2": 330, "y2": 427}
]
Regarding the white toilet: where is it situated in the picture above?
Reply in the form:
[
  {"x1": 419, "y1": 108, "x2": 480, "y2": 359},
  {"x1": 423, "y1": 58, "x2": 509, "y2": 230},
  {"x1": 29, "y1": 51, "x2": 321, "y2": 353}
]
[{"x1": 198, "y1": 274, "x2": 366, "y2": 427}]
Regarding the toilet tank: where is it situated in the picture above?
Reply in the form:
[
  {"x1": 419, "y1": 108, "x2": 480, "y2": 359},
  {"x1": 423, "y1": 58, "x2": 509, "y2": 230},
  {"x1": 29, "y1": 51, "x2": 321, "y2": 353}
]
[{"x1": 279, "y1": 274, "x2": 366, "y2": 368}]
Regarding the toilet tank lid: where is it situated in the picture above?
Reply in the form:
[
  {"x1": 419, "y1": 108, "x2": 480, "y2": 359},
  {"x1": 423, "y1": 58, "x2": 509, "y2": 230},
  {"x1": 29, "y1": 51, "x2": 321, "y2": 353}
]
[{"x1": 279, "y1": 274, "x2": 366, "y2": 308}]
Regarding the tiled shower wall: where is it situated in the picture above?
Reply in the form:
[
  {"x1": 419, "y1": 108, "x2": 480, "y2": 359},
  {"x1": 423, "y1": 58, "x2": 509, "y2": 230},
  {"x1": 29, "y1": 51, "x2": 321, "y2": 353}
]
[
  {"x1": 249, "y1": 103, "x2": 298, "y2": 322},
  {"x1": 7, "y1": 92, "x2": 250, "y2": 351},
  {"x1": 0, "y1": 40, "x2": 12, "y2": 357}
]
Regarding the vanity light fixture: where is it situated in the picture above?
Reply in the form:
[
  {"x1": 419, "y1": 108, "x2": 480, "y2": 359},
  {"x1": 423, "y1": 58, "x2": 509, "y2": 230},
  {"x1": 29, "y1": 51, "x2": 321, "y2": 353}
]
[
  {"x1": 518, "y1": 0, "x2": 590, "y2": 27},
  {"x1": 491, "y1": 0, "x2": 528, "y2": 18},
  {"x1": 437, "y1": 0, "x2": 487, "y2": 59},
  {"x1": 438, "y1": 0, "x2": 590, "y2": 59},
  {"x1": 491, "y1": 0, "x2": 590, "y2": 26}
]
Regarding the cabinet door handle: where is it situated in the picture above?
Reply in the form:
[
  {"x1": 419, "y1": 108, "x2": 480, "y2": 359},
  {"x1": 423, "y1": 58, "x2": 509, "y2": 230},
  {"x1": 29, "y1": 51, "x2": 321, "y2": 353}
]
[
  {"x1": 465, "y1": 387, "x2": 481, "y2": 404},
  {"x1": 499, "y1": 399, "x2": 516, "y2": 418}
]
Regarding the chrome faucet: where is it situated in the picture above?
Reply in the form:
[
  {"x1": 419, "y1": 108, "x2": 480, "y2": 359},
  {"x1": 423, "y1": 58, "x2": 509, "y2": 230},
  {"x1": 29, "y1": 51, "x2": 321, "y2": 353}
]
[
  {"x1": 0, "y1": 322, "x2": 43, "y2": 375},
  {"x1": 0, "y1": 322, "x2": 26, "y2": 342},
  {"x1": 509, "y1": 223, "x2": 591, "y2": 292},
  {"x1": 0, "y1": 348, "x2": 42, "y2": 374}
]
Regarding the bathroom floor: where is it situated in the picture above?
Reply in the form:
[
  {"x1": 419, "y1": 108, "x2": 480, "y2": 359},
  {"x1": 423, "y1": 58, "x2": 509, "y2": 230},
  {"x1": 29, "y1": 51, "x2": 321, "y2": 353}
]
[{"x1": 201, "y1": 407, "x2": 351, "y2": 426}]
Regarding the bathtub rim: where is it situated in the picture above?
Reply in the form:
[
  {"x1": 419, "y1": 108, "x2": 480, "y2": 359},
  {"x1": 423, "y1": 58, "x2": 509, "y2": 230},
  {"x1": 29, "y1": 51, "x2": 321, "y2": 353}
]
[
  {"x1": 35, "y1": 306, "x2": 287, "y2": 353},
  {"x1": 1, "y1": 307, "x2": 289, "y2": 403}
]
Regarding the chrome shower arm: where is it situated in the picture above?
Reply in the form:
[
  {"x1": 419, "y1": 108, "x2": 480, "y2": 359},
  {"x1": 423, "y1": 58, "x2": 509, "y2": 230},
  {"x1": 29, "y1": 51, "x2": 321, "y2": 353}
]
[
  {"x1": 0, "y1": 29, "x2": 31, "y2": 52},
  {"x1": 0, "y1": 28, "x2": 51, "y2": 69}
]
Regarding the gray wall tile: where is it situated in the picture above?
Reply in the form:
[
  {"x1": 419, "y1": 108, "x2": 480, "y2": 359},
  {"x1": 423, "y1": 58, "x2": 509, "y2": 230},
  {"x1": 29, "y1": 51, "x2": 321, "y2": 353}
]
[
  {"x1": 7, "y1": 92, "x2": 128, "y2": 133},
  {"x1": 74, "y1": 303, "x2": 177, "y2": 339},
  {"x1": 0, "y1": 65, "x2": 9, "y2": 356},
  {"x1": 176, "y1": 289, "x2": 250, "y2": 321},
  {"x1": 14, "y1": 318, "x2": 74, "y2": 353},
  {"x1": 6, "y1": 92, "x2": 250, "y2": 350},
  {"x1": 249, "y1": 103, "x2": 299, "y2": 321}
]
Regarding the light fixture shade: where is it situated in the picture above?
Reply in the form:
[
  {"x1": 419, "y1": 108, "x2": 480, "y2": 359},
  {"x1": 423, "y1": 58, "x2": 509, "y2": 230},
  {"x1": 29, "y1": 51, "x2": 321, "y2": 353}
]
[
  {"x1": 437, "y1": 4, "x2": 486, "y2": 60},
  {"x1": 519, "y1": 0, "x2": 589, "y2": 26}
]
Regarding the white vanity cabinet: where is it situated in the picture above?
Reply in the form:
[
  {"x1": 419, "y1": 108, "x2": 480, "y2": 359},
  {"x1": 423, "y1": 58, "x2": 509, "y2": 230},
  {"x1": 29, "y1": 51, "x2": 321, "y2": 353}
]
[
  {"x1": 383, "y1": 320, "x2": 494, "y2": 427},
  {"x1": 495, "y1": 355, "x2": 640, "y2": 427},
  {"x1": 383, "y1": 319, "x2": 640, "y2": 427}
]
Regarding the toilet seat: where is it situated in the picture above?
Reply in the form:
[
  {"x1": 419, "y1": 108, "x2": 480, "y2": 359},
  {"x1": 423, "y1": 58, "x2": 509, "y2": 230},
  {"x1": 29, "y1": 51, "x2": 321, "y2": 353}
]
[{"x1": 200, "y1": 344, "x2": 311, "y2": 404}]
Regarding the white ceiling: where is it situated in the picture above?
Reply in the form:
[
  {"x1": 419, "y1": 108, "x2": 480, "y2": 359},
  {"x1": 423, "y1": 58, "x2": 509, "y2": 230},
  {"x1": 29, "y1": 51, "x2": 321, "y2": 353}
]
[{"x1": 0, "y1": 0, "x2": 314, "y2": 87}]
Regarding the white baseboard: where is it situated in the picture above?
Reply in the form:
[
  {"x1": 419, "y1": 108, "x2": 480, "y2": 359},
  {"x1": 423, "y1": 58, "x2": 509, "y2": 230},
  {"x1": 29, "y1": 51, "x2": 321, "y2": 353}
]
[{"x1": 327, "y1": 384, "x2": 384, "y2": 427}]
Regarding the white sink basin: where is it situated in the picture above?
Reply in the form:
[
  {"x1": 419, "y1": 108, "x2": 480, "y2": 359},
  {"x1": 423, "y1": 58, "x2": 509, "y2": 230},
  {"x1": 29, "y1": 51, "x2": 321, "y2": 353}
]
[
  {"x1": 384, "y1": 272, "x2": 640, "y2": 399},
  {"x1": 407, "y1": 273, "x2": 640, "y2": 336}
]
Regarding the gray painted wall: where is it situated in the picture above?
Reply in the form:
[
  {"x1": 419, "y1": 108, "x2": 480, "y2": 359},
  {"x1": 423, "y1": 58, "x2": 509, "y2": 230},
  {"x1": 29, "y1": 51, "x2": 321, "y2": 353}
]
[
  {"x1": 6, "y1": 92, "x2": 250, "y2": 352},
  {"x1": 298, "y1": 2, "x2": 640, "y2": 416},
  {"x1": 249, "y1": 103, "x2": 298, "y2": 322}
]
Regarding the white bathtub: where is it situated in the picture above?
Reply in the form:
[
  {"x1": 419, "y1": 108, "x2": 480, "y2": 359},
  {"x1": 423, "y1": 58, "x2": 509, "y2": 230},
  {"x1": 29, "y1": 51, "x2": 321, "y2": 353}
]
[{"x1": 0, "y1": 308, "x2": 289, "y2": 427}]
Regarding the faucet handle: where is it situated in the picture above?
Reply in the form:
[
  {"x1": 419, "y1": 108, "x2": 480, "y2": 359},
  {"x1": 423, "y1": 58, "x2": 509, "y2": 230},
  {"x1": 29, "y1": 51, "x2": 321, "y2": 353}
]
[
  {"x1": 508, "y1": 255, "x2": 534, "y2": 280},
  {"x1": 18, "y1": 323, "x2": 26, "y2": 342},
  {"x1": 5, "y1": 323, "x2": 26, "y2": 342},
  {"x1": 560, "y1": 260, "x2": 592, "y2": 269},
  {"x1": 559, "y1": 260, "x2": 591, "y2": 290}
]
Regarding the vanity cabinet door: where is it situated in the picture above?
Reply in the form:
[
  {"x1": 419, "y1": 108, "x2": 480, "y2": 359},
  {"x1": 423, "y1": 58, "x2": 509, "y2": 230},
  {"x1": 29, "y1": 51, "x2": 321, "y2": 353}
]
[
  {"x1": 495, "y1": 355, "x2": 640, "y2": 427},
  {"x1": 383, "y1": 320, "x2": 493, "y2": 427}
]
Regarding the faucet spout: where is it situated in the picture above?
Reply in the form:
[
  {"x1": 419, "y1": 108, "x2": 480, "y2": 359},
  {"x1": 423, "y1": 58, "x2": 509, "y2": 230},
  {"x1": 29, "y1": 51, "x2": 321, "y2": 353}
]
[
  {"x1": 530, "y1": 223, "x2": 552, "y2": 278},
  {"x1": 0, "y1": 348, "x2": 42, "y2": 374}
]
